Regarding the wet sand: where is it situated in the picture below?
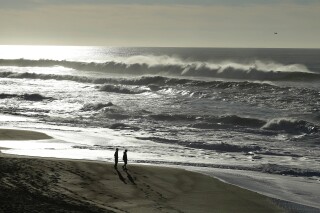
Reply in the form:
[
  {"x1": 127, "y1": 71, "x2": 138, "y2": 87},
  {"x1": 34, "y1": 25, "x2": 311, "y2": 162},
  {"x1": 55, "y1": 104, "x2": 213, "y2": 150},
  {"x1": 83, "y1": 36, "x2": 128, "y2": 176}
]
[
  {"x1": 0, "y1": 129, "x2": 283, "y2": 212},
  {"x1": 0, "y1": 128, "x2": 52, "y2": 140}
]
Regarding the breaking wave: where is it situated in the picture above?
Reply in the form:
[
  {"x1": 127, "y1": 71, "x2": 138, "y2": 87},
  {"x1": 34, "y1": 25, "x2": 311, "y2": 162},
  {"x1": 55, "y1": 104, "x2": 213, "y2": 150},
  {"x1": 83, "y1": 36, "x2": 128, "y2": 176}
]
[
  {"x1": 262, "y1": 118, "x2": 318, "y2": 134},
  {"x1": 81, "y1": 102, "x2": 113, "y2": 111},
  {"x1": 0, "y1": 71, "x2": 287, "y2": 92},
  {"x1": 1, "y1": 57, "x2": 319, "y2": 81},
  {"x1": 98, "y1": 84, "x2": 149, "y2": 94},
  {"x1": 148, "y1": 114, "x2": 319, "y2": 136}
]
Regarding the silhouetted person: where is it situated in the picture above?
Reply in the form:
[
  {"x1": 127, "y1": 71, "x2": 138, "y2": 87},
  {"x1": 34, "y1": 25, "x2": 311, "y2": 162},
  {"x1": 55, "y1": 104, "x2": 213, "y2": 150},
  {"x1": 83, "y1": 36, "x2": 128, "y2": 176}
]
[
  {"x1": 122, "y1": 149, "x2": 128, "y2": 170},
  {"x1": 114, "y1": 148, "x2": 119, "y2": 168}
]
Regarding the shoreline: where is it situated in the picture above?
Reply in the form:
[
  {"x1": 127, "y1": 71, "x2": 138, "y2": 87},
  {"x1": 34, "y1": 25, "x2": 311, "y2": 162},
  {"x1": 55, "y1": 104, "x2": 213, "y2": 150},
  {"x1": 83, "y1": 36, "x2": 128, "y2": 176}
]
[
  {"x1": 0, "y1": 155, "x2": 283, "y2": 213},
  {"x1": 2, "y1": 151, "x2": 319, "y2": 212},
  {"x1": 0, "y1": 128, "x2": 285, "y2": 212},
  {"x1": 0, "y1": 128, "x2": 318, "y2": 212}
]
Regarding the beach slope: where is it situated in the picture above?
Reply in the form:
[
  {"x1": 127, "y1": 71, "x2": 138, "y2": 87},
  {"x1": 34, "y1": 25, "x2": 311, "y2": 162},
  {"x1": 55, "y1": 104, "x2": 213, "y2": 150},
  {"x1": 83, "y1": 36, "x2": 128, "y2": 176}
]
[{"x1": 0, "y1": 129, "x2": 283, "y2": 213}]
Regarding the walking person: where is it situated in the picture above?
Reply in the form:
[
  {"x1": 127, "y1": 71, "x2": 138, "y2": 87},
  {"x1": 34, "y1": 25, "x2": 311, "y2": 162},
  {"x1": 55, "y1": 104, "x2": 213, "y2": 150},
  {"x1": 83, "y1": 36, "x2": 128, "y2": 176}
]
[
  {"x1": 114, "y1": 148, "x2": 119, "y2": 169},
  {"x1": 122, "y1": 149, "x2": 128, "y2": 170}
]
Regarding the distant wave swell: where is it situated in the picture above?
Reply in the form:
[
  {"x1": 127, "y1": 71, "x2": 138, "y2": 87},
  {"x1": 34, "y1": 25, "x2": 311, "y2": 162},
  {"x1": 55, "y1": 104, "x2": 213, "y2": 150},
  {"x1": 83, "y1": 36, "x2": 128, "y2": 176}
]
[
  {"x1": 0, "y1": 71, "x2": 288, "y2": 92},
  {"x1": 135, "y1": 137, "x2": 261, "y2": 152},
  {"x1": 150, "y1": 114, "x2": 266, "y2": 128},
  {"x1": 1, "y1": 57, "x2": 319, "y2": 81}
]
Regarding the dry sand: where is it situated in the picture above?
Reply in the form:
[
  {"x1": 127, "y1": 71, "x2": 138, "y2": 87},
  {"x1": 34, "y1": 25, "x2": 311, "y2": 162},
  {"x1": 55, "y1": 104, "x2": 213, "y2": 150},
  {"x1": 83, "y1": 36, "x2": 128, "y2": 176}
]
[{"x1": 0, "y1": 129, "x2": 284, "y2": 213}]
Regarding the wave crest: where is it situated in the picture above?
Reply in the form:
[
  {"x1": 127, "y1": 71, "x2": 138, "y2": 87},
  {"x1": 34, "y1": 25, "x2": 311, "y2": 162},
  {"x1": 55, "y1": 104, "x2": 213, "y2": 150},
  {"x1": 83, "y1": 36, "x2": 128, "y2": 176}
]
[
  {"x1": 1, "y1": 57, "x2": 319, "y2": 81},
  {"x1": 262, "y1": 118, "x2": 318, "y2": 134},
  {"x1": 81, "y1": 102, "x2": 113, "y2": 111},
  {"x1": 99, "y1": 84, "x2": 149, "y2": 94}
]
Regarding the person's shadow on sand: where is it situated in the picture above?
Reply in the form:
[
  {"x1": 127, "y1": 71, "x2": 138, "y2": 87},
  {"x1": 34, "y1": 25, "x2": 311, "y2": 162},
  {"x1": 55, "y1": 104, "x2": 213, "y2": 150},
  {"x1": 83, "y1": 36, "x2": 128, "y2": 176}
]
[
  {"x1": 125, "y1": 170, "x2": 136, "y2": 185},
  {"x1": 115, "y1": 168, "x2": 127, "y2": 184}
]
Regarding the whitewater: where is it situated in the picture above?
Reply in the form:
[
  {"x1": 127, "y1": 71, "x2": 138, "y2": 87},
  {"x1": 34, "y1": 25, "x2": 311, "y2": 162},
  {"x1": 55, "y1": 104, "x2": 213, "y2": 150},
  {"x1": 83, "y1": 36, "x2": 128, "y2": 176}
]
[{"x1": 0, "y1": 46, "x2": 320, "y2": 210}]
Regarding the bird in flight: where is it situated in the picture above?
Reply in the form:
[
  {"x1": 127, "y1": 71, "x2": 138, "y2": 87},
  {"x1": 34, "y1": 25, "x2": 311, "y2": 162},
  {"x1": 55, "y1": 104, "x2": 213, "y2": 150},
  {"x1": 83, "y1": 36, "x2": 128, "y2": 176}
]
[{"x1": 274, "y1": 32, "x2": 278, "y2": 35}]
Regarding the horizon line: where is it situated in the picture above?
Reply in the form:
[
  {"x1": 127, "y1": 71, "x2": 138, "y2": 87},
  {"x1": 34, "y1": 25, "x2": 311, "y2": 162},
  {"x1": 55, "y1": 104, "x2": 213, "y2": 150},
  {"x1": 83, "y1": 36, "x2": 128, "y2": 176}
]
[{"x1": 1, "y1": 44, "x2": 319, "y2": 50}]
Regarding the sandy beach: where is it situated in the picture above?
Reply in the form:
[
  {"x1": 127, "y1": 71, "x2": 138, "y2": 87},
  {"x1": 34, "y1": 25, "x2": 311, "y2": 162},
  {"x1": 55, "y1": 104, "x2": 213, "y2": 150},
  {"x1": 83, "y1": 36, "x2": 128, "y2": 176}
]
[
  {"x1": 0, "y1": 129, "x2": 285, "y2": 213},
  {"x1": 0, "y1": 128, "x2": 52, "y2": 141}
]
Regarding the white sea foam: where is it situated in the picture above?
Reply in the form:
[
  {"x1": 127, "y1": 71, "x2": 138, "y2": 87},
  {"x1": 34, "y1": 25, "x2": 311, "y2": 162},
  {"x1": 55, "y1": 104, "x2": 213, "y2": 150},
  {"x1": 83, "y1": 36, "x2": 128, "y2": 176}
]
[{"x1": 1, "y1": 47, "x2": 320, "y2": 210}]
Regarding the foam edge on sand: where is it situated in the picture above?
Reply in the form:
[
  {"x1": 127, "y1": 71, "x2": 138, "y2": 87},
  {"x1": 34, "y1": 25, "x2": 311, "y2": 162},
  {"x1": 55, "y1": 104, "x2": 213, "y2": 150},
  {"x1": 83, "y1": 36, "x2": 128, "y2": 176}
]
[{"x1": 0, "y1": 129, "x2": 283, "y2": 213}]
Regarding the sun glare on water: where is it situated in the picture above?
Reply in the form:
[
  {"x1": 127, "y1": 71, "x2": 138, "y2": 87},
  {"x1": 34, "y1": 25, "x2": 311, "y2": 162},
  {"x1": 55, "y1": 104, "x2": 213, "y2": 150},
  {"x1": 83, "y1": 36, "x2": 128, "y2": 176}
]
[{"x1": 0, "y1": 45, "x2": 104, "y2": 62}]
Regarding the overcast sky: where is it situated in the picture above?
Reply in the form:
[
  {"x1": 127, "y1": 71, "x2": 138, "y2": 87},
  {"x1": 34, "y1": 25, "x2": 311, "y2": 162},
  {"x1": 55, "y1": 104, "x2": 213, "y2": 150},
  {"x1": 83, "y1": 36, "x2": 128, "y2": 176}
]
[{"x1": 0, "y1": 0, "x2": 319, "y2": 47}]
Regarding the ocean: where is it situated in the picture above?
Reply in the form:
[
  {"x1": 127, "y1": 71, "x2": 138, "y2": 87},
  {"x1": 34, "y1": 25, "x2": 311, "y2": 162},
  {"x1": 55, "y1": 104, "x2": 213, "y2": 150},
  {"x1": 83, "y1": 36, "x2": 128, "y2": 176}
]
[{"x1": 0, "y1": 45, "x2": 320, "y2": 179}]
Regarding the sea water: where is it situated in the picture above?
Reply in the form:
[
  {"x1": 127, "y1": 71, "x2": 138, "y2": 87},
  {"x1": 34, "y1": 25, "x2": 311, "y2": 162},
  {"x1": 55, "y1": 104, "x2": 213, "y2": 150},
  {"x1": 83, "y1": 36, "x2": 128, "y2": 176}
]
[{"x1": 0, "y1": 46, "x2": 320, "y2": 178}]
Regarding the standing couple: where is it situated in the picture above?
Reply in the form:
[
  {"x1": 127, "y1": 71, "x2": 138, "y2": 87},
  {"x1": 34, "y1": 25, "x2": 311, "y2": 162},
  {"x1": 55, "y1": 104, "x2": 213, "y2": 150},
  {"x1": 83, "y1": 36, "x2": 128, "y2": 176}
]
[{"x1": 114, "y1": 148, "x2": 128, "y2": 170}]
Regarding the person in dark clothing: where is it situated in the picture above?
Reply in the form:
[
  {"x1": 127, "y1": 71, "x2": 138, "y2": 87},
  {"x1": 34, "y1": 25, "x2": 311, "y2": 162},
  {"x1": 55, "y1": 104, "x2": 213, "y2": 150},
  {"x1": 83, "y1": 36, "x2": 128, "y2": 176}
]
[
  {"x1": 114, "y1": 148, "x2": 119, "y2": 169},
  {"x1": 122, "y1": 149, "x2": 128, "y2": 170}
]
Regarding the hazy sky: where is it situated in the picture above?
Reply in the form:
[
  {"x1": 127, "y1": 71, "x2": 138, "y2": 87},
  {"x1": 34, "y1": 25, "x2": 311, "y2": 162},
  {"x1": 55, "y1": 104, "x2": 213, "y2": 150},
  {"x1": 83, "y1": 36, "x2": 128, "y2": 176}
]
[{"x1": 0, "y1": 0, "x2": 319, "y2": 47}]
